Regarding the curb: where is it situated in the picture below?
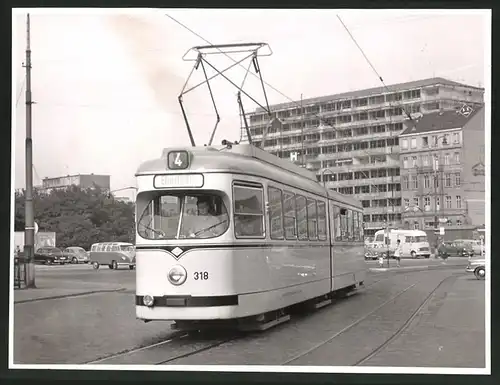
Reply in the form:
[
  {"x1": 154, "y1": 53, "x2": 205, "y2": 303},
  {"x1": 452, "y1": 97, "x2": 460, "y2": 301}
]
[
  {"x1": 369, "y1": 263, "x2": 465, "y2": 273},
  {"x1": 14, "y1": 288, "x2": 126, "y2": 304}
]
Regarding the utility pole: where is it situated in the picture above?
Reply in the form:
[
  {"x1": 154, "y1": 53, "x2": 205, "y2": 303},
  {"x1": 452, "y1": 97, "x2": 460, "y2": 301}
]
[{"x1": 24, "y1": 13, "x2": 36, "y2": 288}]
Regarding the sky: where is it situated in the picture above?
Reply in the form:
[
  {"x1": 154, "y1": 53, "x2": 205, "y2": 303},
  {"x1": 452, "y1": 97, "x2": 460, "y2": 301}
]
[{"x1": 12, "y1": 9, "x2": 490, "y2": 200}]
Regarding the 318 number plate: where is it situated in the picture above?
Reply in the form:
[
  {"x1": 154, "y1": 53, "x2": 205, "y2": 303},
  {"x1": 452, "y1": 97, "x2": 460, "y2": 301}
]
[{"x1": 193, "y1": 272, "x2": 209, "y2": 280}]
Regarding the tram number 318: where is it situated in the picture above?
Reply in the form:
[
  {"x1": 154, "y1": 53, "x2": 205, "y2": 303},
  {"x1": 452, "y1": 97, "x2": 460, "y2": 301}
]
[{"x1": 193, "y1": 272, "x2": 209, "y2": 280}]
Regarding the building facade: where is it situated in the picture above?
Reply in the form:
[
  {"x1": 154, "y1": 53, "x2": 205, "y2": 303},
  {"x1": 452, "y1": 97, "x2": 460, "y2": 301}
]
[
  {"x1": 41, "y1": 173, "x2": 111, "y2": 192},
  {"x1": 244, "y1": 77, "x2": 484, "y2": 237},
  {"x1": 399, "y1": 105, "x2": 485, "y2": 241}
]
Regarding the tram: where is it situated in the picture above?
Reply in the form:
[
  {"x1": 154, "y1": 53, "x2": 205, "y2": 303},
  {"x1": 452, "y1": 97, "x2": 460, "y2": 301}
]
[{"x1": 134, "y1": 143, "x2": 366, "y2": 331}]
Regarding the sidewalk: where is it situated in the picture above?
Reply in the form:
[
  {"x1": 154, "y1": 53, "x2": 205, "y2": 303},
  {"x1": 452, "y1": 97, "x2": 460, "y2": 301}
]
[{"x1": 13, "y1": 278, "x2": 126, "y2": 304}]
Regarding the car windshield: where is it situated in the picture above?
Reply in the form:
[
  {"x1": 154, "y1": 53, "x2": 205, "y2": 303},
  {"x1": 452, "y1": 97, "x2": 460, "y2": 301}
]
[
  {"x1": 71, "y1": 247, "x2": 86, "y2": 255},
  {"x1": 414, "y1": 236, "x2": 427, "y2": 242},
  {"x1": 137, "y1": 192, "x2": 229, "y2": 240}
]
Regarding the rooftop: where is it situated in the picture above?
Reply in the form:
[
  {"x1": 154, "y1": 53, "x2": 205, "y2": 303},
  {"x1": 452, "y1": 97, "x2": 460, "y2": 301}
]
[
  {"x1": 254, "y1": 77, "x2": 484, "y2": 113},
  {"x1": 399, "y1": 105, "x2": 483, "y2": 136},
  {"x1": 43, "y1": 173, "x2": 110, "y2": 180}
]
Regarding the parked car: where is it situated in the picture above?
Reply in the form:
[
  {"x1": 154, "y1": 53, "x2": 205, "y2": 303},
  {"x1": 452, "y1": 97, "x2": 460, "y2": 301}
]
[
  {"x1": 34, "y1": 247, "x2": 68, "y2": 265},
  {"x1": 437, "y1": 241, "x2": 474, "y2": 258},
  {"x1": 466, "y1": 257, "x2": 485, "y2": 280},
  {"x1": 63, "y1": 247, "x2": 90, "y2": 264},
  {"x1": 454, "y1": 239, "x2": 484, "y2": 256}
]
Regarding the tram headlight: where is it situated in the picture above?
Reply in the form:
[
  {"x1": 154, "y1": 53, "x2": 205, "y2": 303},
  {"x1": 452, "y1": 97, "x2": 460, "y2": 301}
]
[
  {"x1": 168, "y1": 265, "x2": 187, "y2": 286},
  {"x1": 143, "y1": 295, "x2": 154, "y2": 307}
]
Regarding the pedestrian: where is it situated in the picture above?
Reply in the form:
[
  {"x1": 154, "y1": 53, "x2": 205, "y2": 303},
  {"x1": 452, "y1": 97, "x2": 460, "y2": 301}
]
[{"x1": 394, "y1": 239, "x2": 402, "y2": 267}]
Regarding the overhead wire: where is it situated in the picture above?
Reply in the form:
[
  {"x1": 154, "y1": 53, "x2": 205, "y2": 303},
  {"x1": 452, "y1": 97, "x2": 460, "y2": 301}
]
[{"x1": 16, "y1": 77, "x2": 26, "y2": 108}]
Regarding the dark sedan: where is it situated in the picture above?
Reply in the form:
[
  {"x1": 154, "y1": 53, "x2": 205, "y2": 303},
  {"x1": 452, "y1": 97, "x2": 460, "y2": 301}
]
[
  {"x1": 34, "y1": 247, "x2": 68, "y2": 265},
  {"x1": 437, "y1": 241, "x2": 474, "y2": 258}
]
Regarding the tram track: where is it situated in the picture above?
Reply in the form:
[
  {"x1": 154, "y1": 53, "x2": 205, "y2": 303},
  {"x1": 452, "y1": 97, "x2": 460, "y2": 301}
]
[
  {"x1": 83, "y1": 270, "x2": 457, "y2": 366},
  {"x1": 84, "y1": 275, "x2": 393, "y2": 365},
  {"x1": 282, "y1": 273, "x2": 461, "y2": 366}
]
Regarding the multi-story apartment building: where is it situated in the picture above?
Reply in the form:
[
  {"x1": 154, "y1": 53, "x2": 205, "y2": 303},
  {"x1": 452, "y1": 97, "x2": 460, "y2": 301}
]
[
  {"x1": 243, "y1": 77, "x2": 484, "y2": 237},
  {"x1": 41, "y1": 173, "x2": 110, "y2": 193},
  {"x1": 399, "y1": 105, "x2": 485, "y2": 241}
]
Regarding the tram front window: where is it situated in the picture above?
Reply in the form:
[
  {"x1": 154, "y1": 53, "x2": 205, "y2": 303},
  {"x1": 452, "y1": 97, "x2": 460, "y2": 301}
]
[{"x1": 137, "y1": 193, "x2": 229, "y2": 240}]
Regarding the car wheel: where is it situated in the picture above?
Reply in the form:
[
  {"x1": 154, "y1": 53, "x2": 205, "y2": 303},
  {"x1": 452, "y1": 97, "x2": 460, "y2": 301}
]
[
  {"x1": 411, "y1": 251, "x2": 417, "y2": 259},
  {"x1": 46, "y1": 259, "x2": 52, "y2": 265},
  {"x1": 474, "y1": 267, "x2": 485, "y2": 280},
  {"x1": 111, "y1": 260, "x2": 118, "y2": 270},
  {"x1": 92, "y1": 261, "x2": 100, "y2": 270},
  {"x1": 72, "y1": 257, "x2": 78, "y2": 264}
]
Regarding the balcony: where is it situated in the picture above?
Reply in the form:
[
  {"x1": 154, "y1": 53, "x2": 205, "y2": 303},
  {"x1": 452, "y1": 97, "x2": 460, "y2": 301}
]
[
  {"x1": 324, "y1": 176, "x2": 400, "y2": 189},
  {"x1": 354, "y1": 191, "x2": 402, "y2": 200}
]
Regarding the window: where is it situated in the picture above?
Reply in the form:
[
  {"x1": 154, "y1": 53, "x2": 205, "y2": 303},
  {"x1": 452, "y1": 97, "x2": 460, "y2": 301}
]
[
  {"x1": 436, "y1": 196, "x2": 440, "y2": 210},
  {"x1": 456, "y1": 196, "x2": 462, "y2": 209},
  {"x1": 422, "y1": 155, "x2": 429, "y2": 166},
  {"x1": 307, "y1": 198, "x2": 318, "y2": 240},
  {"x1": 414, "y1": 221, "x2": 419, "y2": 230},
  {"x1": 445, "y1": 196, "x2": 452, "y2": 209},
  {"x1": 403, "y1": 157, "x2": 409, "y2": 168},
  {"x1": 402, "y1": 176, "x2": 409, "y2": 190},
  {"x1": 413, "y1": 197, "x2": 419, "y2": 208},
  {"x1": 283, "y1": 191, "x2": 297, "y2": 239},
  {"x1": 333, "y1": 205, "x2": 341, "y2": 241},
  {"x1": 422, "y1": 136, "x2": 429, "y2": 147},
  {"x1": 454, "y1": 152, "x2": 460, "y2": 164},
  {"x1": 410, "y1": 138, "x2": 417, "y2": 149},
  {"x1": 443, "y1": 134, "x2": 450, "y2": 145},
  {"x1": 411, "y1": 175, "x2": 418, "y2": 189},
  {"x1": 347, "y1": 209, "x2": 354, "y2": 241},
  {"x1": 404, "y1": 198, "x2": 410, "y2": 209},
  {"x1": 401, "y1": 139, "x2": 408, "y2": 149},
  {"x1": 453, "y1": 132, "x2": 460, "y2": 144},
  {"x1": 432, "y1": 135, "x2": 438, "y2": 147},
  {"x1": 457, "y1": 219, "x2": 462, "y2": 226},
  {"x1": 424, "y1": 174, "x2": 430, "y2": 188},
  {"x1": 455, "y1": 173, "x2": 461, "y2": 186},
  {"x1": 445, "y1": 174, "x2": 452, "y2": 187},
  {"x1": 296, "y1": 195, "x2": 308, "y2": 240},
  {"x1": 444, "y1": 153, "x2": 450, "y2": 165},
  {"x1": 317, "y1": 201, "x2": 327, "y2": 241},
  {"x1": 268, "y1": 186, "x2": 284, "y2": 240},
  {"x1": 137, "y1": 192, "x2": 230, "y2": 240},
  {"x1": 424, "y1": 196, "x2": 431, "y2": 211},
  {"x1": 433, "y1": 155, "x2": 439, "y2": 169}
]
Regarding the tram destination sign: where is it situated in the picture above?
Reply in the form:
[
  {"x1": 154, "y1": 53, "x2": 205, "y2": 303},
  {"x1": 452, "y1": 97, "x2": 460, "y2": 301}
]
[{"x1": 154, "y1": 173, "x2": 204, "y2": 189}]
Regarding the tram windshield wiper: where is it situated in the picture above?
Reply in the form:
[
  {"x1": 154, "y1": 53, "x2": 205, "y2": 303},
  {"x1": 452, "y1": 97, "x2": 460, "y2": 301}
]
[
  {"x1": 193, "y1": 219, "x2": 228, "y2": 236},
  {"x1": 138, "y1": 221, "x2": 165, "y2": 238}
]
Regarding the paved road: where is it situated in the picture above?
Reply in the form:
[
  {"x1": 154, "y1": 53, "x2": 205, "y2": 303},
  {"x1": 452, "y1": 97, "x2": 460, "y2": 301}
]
[{"x1": 13, "y1": 264, "x2": 484, "y2": 368}]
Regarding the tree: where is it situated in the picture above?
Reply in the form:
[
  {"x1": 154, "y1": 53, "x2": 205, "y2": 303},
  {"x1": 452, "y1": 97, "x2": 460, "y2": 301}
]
[{"x1": 14, "y1": 186, "x2": 135, "y2": 250}]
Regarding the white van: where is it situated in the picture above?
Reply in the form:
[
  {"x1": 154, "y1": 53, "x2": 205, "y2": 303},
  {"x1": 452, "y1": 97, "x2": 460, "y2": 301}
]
[
  {"x1": 373, "y1": 229, "x2": 431, "y2": 259},
  {"x1": 90, "y1": 242, "x2": 136, "y2": 270}
]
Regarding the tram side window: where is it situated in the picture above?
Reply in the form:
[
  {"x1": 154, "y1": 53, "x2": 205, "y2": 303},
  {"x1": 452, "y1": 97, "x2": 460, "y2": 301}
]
[
  {"x1": 233, "y1": 184, "x2": 265, "y2": 238},
  {"x1": 333, "y1": 205, "x2": 342, "y2": 242},
  {"x1": 283, "y1": 190, "x2": 297, "y2": 239},
  {"x1": 268, "y1": 186, "x2": 284, "y2": 240},
  {"x1": 317, "y1": 201, "x2": 327, "y2": 241},
  {"x1": 307, "y1": 198, "x2": 318, "y2": 240},
  {"x1": 353, "y1": 210, "x2": 360, "y2": 241},
  {"x1": 339, "y1": 207, "x2": 349, "y2": 241},
  {"x1": 296, "y1": 195, "x2": 308, "y2": 240},
  {"x1": 347, "y1": 210, "x2": 354, "y2": 241}
]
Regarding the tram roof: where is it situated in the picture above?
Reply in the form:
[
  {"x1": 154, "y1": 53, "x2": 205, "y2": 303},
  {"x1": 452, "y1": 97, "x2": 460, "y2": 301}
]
[{"x1": 136, "y1": 144, "x2": 361, "y2": 208}]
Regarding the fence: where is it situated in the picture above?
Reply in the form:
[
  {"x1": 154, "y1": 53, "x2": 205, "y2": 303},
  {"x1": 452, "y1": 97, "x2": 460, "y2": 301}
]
[{"x1": 13, "y1": 255, "x2": 28, "y2": 289}]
